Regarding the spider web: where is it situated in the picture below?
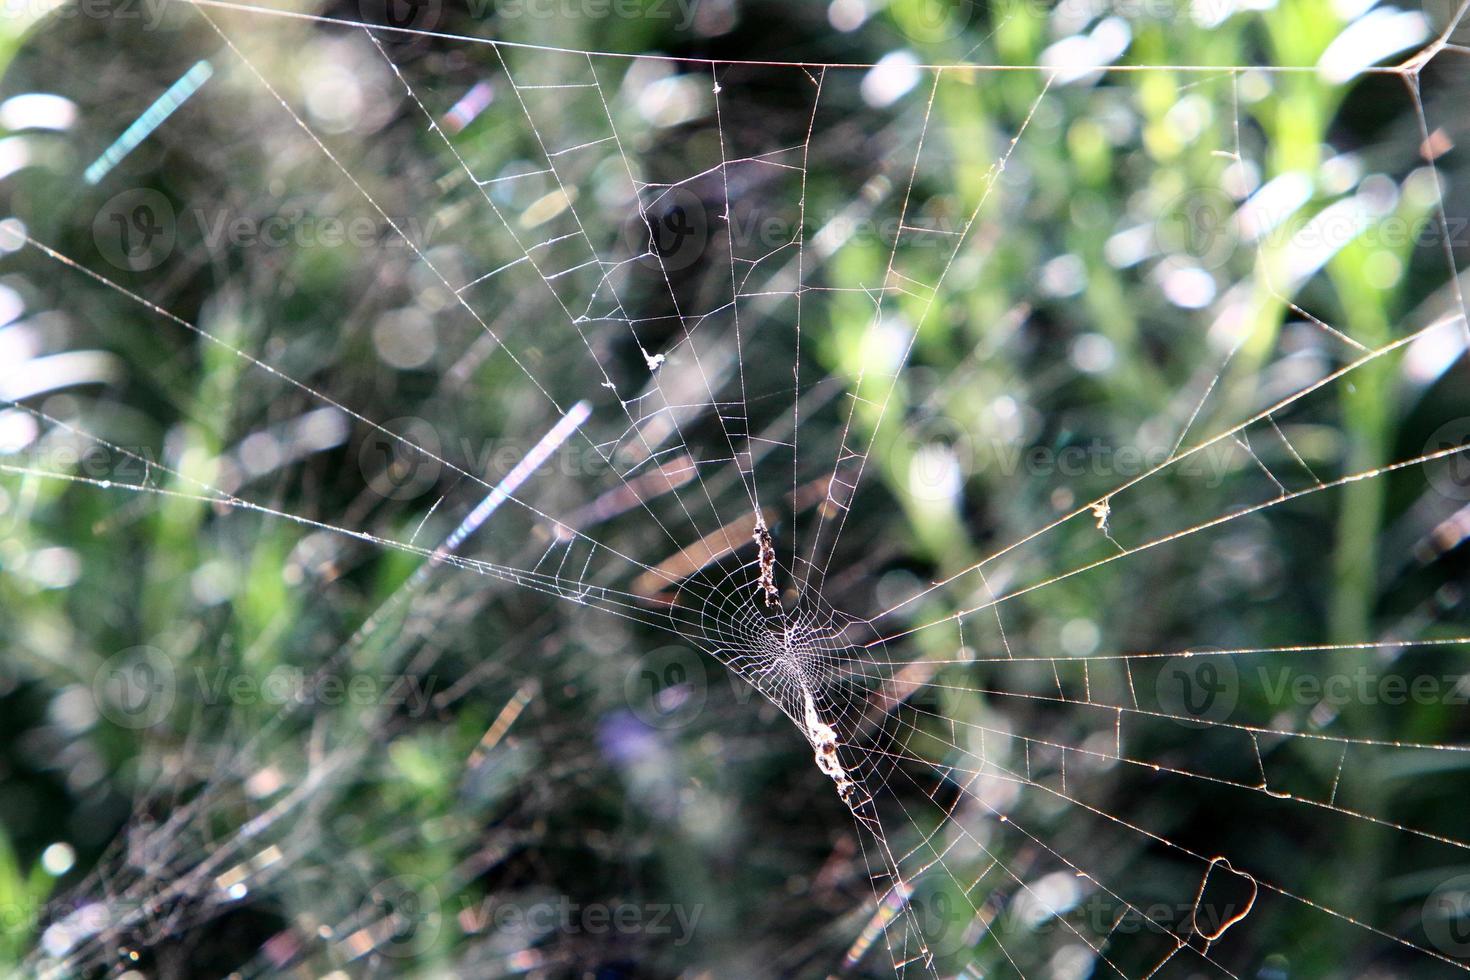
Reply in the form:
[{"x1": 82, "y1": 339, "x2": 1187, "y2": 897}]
[{"x1": 4, "y1": 0, "x2": 1470, "y2": 976}]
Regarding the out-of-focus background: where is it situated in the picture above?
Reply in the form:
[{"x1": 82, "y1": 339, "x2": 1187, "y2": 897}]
[{"x1": 1, "y1": 0, "x2": 1470, "y2": 976}]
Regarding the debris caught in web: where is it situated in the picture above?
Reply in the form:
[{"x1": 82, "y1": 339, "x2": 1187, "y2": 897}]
[{"x1": 754, "y1": 518, "x2": 779, "y2": 608}]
